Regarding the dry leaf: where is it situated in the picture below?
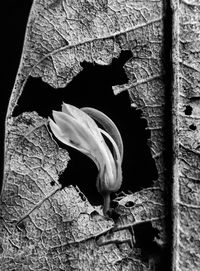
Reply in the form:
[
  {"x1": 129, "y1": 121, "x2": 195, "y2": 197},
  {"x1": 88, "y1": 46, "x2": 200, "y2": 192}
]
[
  {"x1": 0, "y1": 0, "x2": 175, "y2": 270},
  {"x1": 172, "y1": 1, "x2": 200, "y2": 270}
]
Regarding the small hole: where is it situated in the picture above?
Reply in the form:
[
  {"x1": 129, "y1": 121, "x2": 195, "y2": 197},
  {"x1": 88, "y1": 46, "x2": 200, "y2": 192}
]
[
  {"x1": 189, "y1": 124, "x2": 196, "y2": 131},
  {"x1": 17, "y1": 222, "x2": 26, "y2": 231},
  {"x1": 50, "y1": 181, "x2": 55, "y2": 186},
  {"x1": 90, "y1": 210, "x2": 99, "y2": 218},
  {"x1": 0, "y1": 244, "x2": 3, "y2": 254},
  {"x1": 184, "y1": 105, "x2": 192, "y2": 115},
  {"x1": 125, "y1": 201, "x2": 135, "y2": 208},
  {"x1": 78, "y1": 190, "x2": 87, "y2": 202},
  {"x1": 190, "y1": 236, "x2": 194, "y2": 243}
]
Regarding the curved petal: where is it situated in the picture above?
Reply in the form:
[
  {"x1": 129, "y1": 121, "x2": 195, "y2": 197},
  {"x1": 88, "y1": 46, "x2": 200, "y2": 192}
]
[
  {"x1": 60, "y1": 106, "x2": 115, "y2": 180},
  {"x1": 100, "y1": 128, "x2": 121, "y2": 166},
  {"x1": 52, "y1": 110, "x2": 94, "y2": 151},
  {"x1": 81, "y1": 107, "x2": 124, "y2": 161},
  {"x1": 49, "y1": 117, "x2": 84, "y2": 151},
  {"x1": 62, "y1": 103, "x2": 104, "y2": 142},
  {"x1": 99, "y1": 128, "x2": 122, "y2": 192},
  {"x1": 49, "y1": 103, "x2": 124, "y2": 216},
  {"x1": 49, "y1": 114, "x2": 102, "y2": 169}
]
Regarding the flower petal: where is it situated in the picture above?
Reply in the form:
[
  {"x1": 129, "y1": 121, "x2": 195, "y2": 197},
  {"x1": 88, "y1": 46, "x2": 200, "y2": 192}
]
[
  {"x1": 49, "y1": 112, "x2": 103, "y2": 169},
  {"x1": 81, "y1": 107, "x2": 124, "y2": 161},
  {"x1": 99, "y1": 128, "x2": 122, "y2": 192},
  {"x1": 62, "y1": 103, "x2": 104, "y2": 142},
  {"x1": 52, "y1": 110, "x2": 92, "y2": 150},
  {"x1": 49, "y1": 103, "x2": 123, "y2": 216},
  {"x1": 60, "y1": 105, "x2": 115, "y2": 179}
]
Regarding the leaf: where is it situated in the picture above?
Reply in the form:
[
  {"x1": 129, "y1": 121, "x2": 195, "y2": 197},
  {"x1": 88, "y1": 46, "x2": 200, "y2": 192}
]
[
  {"x1": 0, "y1": 112, "x2": 116, "y2": 270},
  {"x1": 1, "y1": 0, "x2": 170, "y2": 270},
  {"x1": 7, "y1": 0, "x2": 164, "y2": 117},
  {"x1": 2, "y1": 112, "x2": 69, "y2": 223},
  {"x1": 98, "y1": 187, "x2": 166, "y2": 245},
  {"x1": 113, "y1": 30, "x2": 165, "y2": 189},
  {"x1": 172, "y1": 1, "x2": 200, "y2": 270},
  {"x1": 0, "y1": 112, "x2": 165, "y2": 270}
]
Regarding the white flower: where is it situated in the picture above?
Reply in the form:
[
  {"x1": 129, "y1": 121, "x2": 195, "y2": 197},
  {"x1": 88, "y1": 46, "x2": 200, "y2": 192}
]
[{"x1": 49, "y1": 103, "x2": 123, "y2": 215}]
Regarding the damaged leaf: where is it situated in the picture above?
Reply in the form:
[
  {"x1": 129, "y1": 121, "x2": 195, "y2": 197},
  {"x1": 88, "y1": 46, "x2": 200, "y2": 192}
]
[
  {"x1": 0, "y1": 0, "x2": 171, "y2": 270},
  {"x1": 172, "y1": 1, "x2": 200, "y2": 270}
]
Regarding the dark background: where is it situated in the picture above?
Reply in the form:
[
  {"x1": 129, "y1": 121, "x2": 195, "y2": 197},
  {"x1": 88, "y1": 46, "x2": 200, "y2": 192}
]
[{"x1": 1, "y1": 1, "x2": 33, "y2": 184}]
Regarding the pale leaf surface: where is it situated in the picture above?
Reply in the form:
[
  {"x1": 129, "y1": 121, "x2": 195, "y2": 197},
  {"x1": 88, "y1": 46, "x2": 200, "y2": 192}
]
[
  {"x1": 1, "y1": 0, "x2": 168, "y2": 270},
  {"x1": 172, "y1": 1, "x2": 200, "y2": 270},
  {"x1": 0, "y1": 113, "x2": 165, "y2": 270}
]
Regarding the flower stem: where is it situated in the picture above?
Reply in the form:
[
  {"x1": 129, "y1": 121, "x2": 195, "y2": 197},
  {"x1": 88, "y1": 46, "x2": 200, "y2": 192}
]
[{"x1": 103, "y1": 193, "x2": 110, "y2": 216}]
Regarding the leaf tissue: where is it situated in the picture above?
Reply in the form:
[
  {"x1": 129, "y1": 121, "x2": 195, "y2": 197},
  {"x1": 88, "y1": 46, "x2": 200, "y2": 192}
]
[{"x1": 1, "y1": 0, "x2": 199, "y2": 270}]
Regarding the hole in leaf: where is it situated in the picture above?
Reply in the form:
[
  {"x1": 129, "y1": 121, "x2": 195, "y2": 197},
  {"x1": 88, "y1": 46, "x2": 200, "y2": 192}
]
[
  {"x1": 14, "y1": 50, "x2": 157, "y2": 206},
  {"x1": 78, "y1": 188, "x2": 87, "y2": 202},
  {"x1": 13, "y1": 50, "x2": 133, "y2": 118},
  {"x1": 17, "y1": 221, "x2": 26, "y2": 231},
  {"x1": 90, "y1": 210, "x2": 99, "y2": 218},
  {"x1": 50, "y1": 181, "x2": 55, "y2": 186},
  {"x1": 124, "y1": 201, "x2": 135, "y2": 208},
  {"x1": 190, "y1": 236, "x2": 194, "y2": 243},
  {"x1": 134, "y1": 222, "x2": 165, "y2": 269},
  {"x1": 0, "y1": 244, "x2": 3, "y2": 254},
  {"x1": 134, "y1": 222, "x2": 158, "y2": 249},
  {"x1": 189, "y1": 124, "x2": 196, "y2": 130},
  {"x1": 184, "y1": 105, "x2": 193, "y2": 115}
]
